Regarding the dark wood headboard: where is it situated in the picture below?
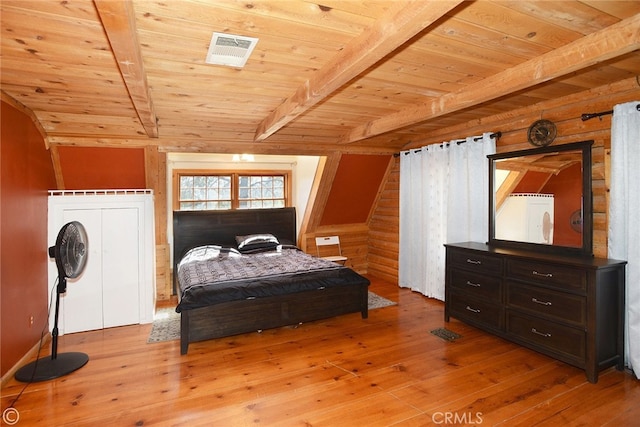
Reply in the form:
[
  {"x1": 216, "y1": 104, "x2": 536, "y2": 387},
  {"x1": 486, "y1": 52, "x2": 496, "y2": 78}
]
[{"x1": 172, "y1": 207, "x2": 297, "y2": 293}]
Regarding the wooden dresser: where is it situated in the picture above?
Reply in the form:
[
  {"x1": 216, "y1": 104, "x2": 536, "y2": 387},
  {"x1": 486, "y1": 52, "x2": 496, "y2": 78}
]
[{"x1": 444, "y1": 242, "x2": 626, "y2": 383}]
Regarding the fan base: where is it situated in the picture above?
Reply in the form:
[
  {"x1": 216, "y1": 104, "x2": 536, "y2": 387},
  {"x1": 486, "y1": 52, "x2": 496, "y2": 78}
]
[{"x1": 15, "y1": 352, "x2": 89, "y2": 383}]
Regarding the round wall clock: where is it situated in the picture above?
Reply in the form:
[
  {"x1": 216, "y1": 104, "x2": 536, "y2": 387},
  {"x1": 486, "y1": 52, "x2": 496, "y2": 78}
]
[
  {"x1": 570, "y1": 209, "x2": 582, "y2": 233},
  {"x1": 527, "y1": 119, "x2": 557, "y2": 147}
]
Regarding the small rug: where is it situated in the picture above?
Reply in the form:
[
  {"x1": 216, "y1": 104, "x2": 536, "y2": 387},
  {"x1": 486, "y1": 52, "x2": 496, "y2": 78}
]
[
  {"x1": 430, "y1": 327, "x2": 462, "y2": 342},
  {"x1": 148, "y1": 291, "x2": 396, "y2": 343}
]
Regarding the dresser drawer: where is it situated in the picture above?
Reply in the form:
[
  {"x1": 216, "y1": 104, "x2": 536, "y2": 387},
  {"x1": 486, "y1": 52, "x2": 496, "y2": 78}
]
[
  {"x1": 507, "y1": 312, "x2": 585, "y2": 360},
  {"x1": 507, "y1": 282, "x2": 586, "y2": 326},
  {"x1": 447, "y1": 249, "x2": 503, "y2": 275},
  {"x1": 450, "y1": 270, "x2": 501, "y2": 302},
  {"x1": 450, "y1": 291, "x2": 504, "y2": 330},
  {"x1": 506, "y1": 259, "x2": 586, "y2": 292}
]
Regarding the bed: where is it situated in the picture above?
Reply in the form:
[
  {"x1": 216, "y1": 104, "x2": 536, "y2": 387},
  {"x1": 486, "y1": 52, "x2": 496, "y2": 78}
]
[{"x1": 173, "y1": 207, "x2": 370, "y2": 354}]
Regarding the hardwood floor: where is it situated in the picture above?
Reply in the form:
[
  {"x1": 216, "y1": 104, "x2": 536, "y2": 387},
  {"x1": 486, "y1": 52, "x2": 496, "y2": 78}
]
[{"x1": 2, "y1": 277, "x2": 639, "y2": 426}]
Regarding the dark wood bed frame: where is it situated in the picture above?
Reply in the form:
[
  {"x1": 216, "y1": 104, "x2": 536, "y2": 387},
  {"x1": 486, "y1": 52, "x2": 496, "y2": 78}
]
[{"x1": 173, "y1": 207, "x2": 369, "y2": 354}]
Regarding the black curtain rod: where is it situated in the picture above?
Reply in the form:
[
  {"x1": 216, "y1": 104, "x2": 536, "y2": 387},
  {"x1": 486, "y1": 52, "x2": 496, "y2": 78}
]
[
  {"x1": 443, "y1": 131, "x2": 502, "y2": 146},
  {"x1": 394, "y1": 131, "x2": 502, "y2": 157},
  {"x1": 581, "y1": 103, "x2": 640, "y2": 121}
]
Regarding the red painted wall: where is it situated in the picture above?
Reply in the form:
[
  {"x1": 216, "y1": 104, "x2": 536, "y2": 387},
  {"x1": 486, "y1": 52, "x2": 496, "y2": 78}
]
[
  {"x1": 514, "y1": 164, "x2": 582, "y2": 247},
  {"x1": 540, "y1": 163, "x2": 582, "y2": 247},
  {"x1": 320, "y1": 154, "x2": 391, "y2": 225},
  {"x1": 57, "y1": 146, "x2": 146, "y2": 189},
  {"x1": 1, "y1": 101, "x2": 57, "y2": 377}
]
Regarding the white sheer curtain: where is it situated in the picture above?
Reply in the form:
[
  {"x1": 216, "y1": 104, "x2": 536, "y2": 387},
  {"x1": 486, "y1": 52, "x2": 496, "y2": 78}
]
[
  {"x1": 399, "y1": 133, "x2": 496, "y2": 300},
  {"x1": 608, "y1": 100, "x2": 640, "y2": 378}
]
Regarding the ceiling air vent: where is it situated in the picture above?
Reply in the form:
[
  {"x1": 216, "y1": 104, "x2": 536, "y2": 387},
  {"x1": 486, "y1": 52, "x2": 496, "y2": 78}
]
[{"x1": 205, "y1": 32, "x2": 259, "y2": 68}]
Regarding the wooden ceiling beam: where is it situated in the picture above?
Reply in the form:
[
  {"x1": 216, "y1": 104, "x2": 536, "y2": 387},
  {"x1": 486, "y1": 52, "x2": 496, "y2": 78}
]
[
  {"x1": 253, "y1": 0, "x2": 465, "y2": 142},
  {"x1": 344, "y1": 13, "x2": 640, "y2": 144},
  {"x1": 94, "y1": 0, "x2": 158, "y2": 138}
]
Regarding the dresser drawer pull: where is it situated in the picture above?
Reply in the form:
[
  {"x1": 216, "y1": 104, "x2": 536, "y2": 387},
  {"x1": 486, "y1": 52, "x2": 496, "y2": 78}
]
[
  {"x1": 466, "y1": 258, "x2": 482, "y2": 265},
  {"x1": 531, "y1": 328, "x2": 552, "y2": 338},
  {"x1": 532, "y1": 270, "x2": 553, "y2": 278},
  {"x1": 466, "y1": 281, "x2": 481, "y2": 287},
  {"x1": 465, "y1": 306, "x2": 481, "y2": 313},
  {"x1": 532, "y1": 297, "x2": 552, "y2": 306}
]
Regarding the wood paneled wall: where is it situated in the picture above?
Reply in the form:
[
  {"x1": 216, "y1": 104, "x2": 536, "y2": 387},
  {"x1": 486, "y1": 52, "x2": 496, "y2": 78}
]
[
  {"x1": 366, "y1": 77, "x2": 640, "y2": 283},
  {"x1": 367, "y1": 157, "x2": 400, "y2": 283},
  {"x1": 302, "y1": 224, "x2": 369, "y2": 274}
]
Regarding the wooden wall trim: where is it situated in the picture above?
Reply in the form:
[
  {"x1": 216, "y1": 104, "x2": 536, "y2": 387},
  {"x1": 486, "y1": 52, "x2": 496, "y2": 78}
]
[
  {"x1": 304, "y1": 152, "x2": 341, "y2": 232},
  {"x1": 50, "y1": 145, "x2": 65, "y2": 190}
]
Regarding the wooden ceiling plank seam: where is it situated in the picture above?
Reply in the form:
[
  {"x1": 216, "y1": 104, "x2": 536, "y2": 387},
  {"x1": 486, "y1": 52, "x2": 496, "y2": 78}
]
[
  {"x1": 94, "y1": 0, "x2": 159, "y2": 138},
  {"x1": 253, "y1": 0, "x2": 465, "y2": 142},
  {"x1": 134, "y1": 5, "x2": 364, "y2": 48},
  {"x1": 456, "y1": 0, "x2": 587, "y2": 48},
  {"x1": 345, "y1": 13, "x2": 640, "y2": 144},
  {"x1": 495, "y1": 0, "x2": 623, "y2": 34},
  {"x1": 186, "y1": 0, "x2": 375, "y2": 35},
  {"x1": 581, "y1": 0, "x2": 640, "y2": 20}
]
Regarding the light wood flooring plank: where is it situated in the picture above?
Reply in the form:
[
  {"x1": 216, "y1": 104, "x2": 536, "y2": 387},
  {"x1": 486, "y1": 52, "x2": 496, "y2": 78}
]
[{"x1": 2, "y1": 277, "x2": 638, "y2": 426}]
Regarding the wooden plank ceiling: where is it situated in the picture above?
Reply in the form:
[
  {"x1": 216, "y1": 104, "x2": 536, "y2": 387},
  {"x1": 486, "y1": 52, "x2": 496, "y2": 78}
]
[{"x1": 2, "y1": 0, "x2": 639, "y2": 155}]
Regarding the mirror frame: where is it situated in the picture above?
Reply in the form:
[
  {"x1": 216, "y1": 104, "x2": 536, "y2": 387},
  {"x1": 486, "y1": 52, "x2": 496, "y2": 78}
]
[{"x1": 488, "y1": 140, "x2": 593, "y2": 256}]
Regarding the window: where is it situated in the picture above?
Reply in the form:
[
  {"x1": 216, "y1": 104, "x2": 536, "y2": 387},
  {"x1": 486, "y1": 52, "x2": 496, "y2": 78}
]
[
  {"x1": 174, "y1": 170, "x2": 290, "y2": 211},
  {"x1": 178, "y1": 174, "x2": 232, "y2": 210},
  {"x1": 238, "y1": 175, "x2": 286, "y2": 208}
]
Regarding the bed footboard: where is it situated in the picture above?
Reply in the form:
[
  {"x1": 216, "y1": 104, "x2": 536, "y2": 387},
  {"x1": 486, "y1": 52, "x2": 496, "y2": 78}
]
[{"x1": 180, "y1": 282, "x2": 368, "y2": 354}]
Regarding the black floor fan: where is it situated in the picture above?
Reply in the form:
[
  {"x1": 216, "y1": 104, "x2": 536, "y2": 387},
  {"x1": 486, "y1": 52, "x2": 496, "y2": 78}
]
[{"x1": 15, "y1": 221, "x2": 90, "y2": 382}]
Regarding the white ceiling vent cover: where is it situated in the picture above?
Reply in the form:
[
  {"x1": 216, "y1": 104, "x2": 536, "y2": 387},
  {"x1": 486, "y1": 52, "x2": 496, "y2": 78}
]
[{"x1": 205, "y1": 32, "x2": 259, "y2": 68}]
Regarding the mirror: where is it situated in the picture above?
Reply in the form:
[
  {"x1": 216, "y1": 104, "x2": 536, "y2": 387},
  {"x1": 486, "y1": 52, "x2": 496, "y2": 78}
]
[{"x1": 488, "y1": 140, "x2": 593, "y2": 256}]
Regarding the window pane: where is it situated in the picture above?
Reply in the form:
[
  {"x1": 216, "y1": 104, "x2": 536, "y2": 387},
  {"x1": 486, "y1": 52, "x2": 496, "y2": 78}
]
[
  {"x1": 178, "y1": 174, "x2": 232, "y2": 211},
  {"x1": 198, "y1": 187, "x2": 209, "y2": 200},
  {"x1": 236, "y1": 174, "x2": 286, "y2": 209},
  {"x1": 180, "y1": 187, "x2": 193, "y2": 200},
  {"x1": 194, "y1": 176, "x2": 206, "y2": 188}
]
